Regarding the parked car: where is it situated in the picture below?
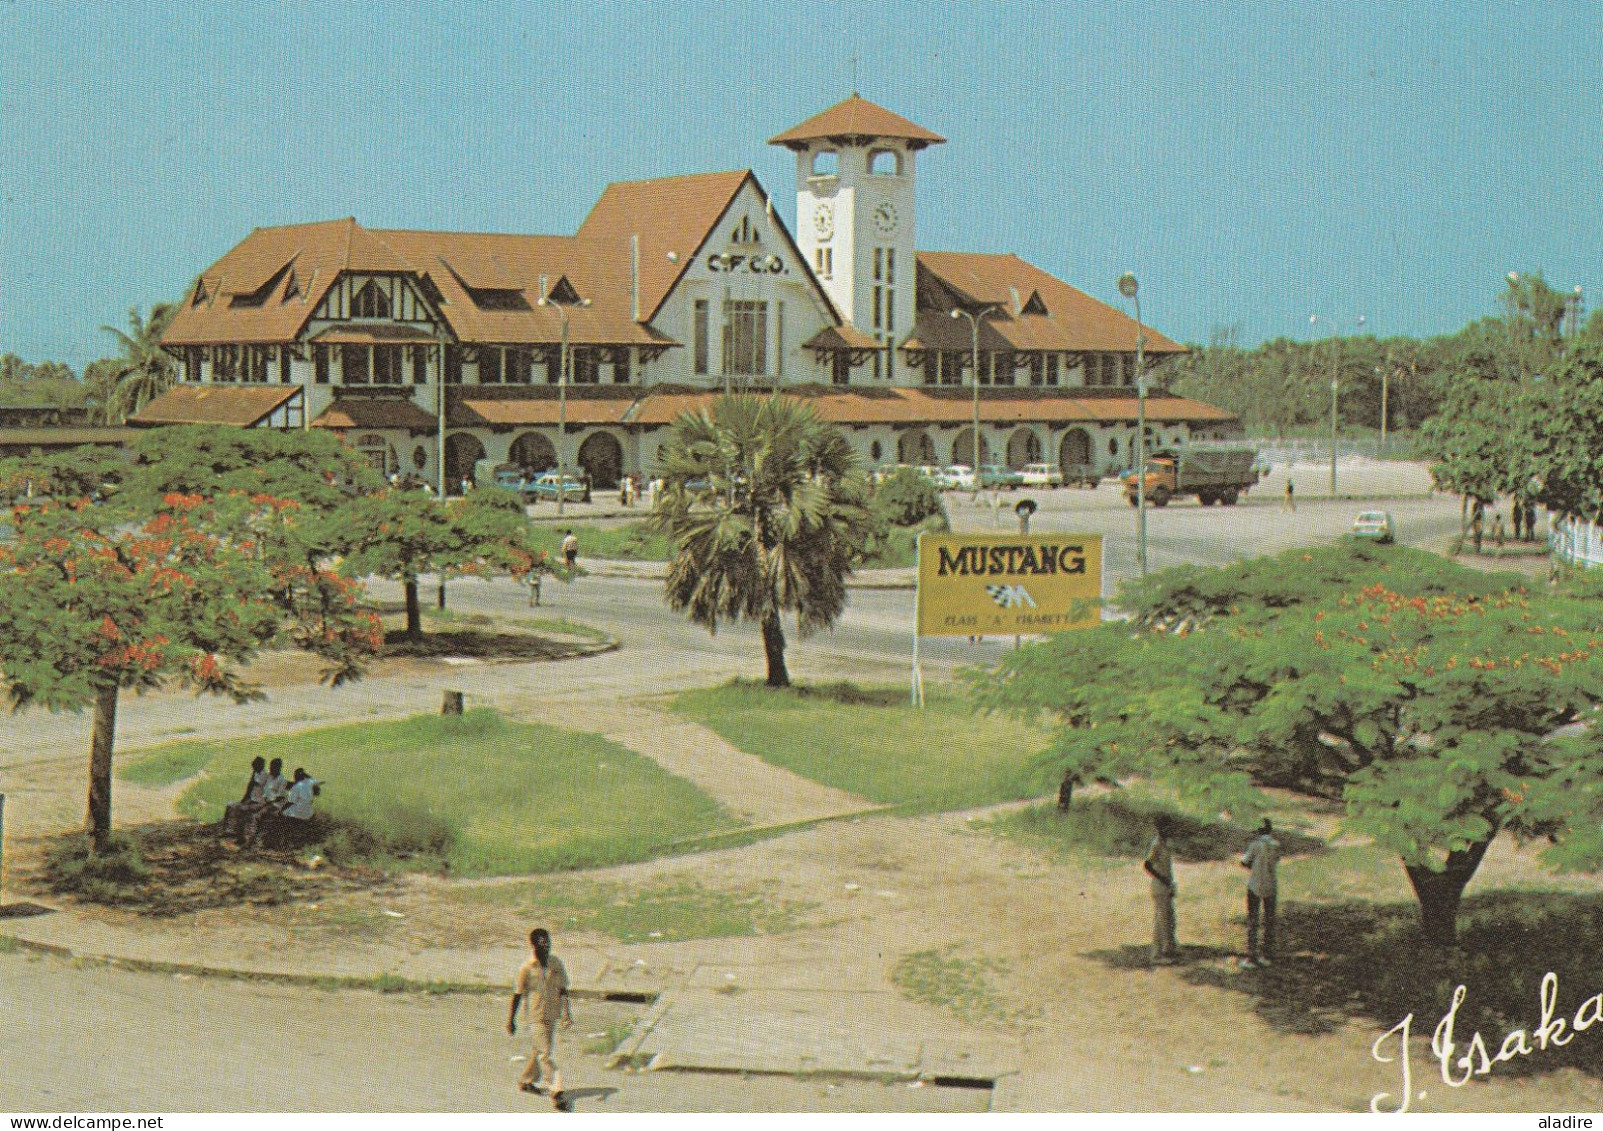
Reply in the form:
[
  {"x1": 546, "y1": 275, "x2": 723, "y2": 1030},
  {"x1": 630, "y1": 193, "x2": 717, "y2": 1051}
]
[
  {"x1": 529, "y1": 472, "x2": 588, "y2": 502},
  {"x1": 492, "y1": 466, "x2": 541, "y2": 501},
  {"x1": 936, "y1": 464, "x2": 975, "y2": 491},
  {"x1": 977, "y1": 464, "x2": 1025, "y2": 490},
  {"x1": 1020, "y1": 462, "x2": 1064, "y2": 488},
  {"x1": 1351, "y1": 511, "x2": 1395, "y2": 543}
]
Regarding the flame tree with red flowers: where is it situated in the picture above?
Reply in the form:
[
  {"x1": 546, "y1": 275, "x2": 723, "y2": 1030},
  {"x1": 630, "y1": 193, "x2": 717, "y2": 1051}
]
[
  {"x1": 971, "y1": 543, "x2": 1603, "y2": 945},
  {"x1": 0, "y1": 492, "x2": 381, "y2": 852}
]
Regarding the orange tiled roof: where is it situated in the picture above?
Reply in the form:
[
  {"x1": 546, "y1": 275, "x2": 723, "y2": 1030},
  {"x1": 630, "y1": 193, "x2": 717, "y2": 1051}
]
[
  {"x1": 768, "y1": 95, "x2": 945, "y2": 150},
  {"x1": 311, "y1": 324, "x2": 439, "y2": 345},
  {"x1": 311, "y1": 397, "x2": 438, "y2": 432},
  {"x1": 802, "y1": 324, "x2": 880, "y2": 351},
  {"x1": 911, "y1": 253, "x2": 1187, "y2": 356},
  {"x1": 128, "y1": 385, "x2": 300, "y2": 427},
  {"x1": 575, "y1": 169, "x2": 755, "y2": 323},
  {"x1": 451, "y1": 385, "x2": 640, "y2": 428}
]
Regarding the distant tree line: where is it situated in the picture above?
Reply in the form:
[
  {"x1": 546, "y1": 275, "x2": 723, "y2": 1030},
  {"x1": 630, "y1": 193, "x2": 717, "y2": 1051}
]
[
  {"x1": 1, "y1": 302, "x2": 177, "y2": 423},
  {"x1": 1165, "y1": 272, "x2": 1600, "y2": 441}
]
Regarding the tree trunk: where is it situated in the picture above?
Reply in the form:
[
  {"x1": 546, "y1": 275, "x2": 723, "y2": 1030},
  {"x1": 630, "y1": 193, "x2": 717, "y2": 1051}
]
[
  {"x1": 1404, "y1": 835, "x2": 1495, "y2": 946},
  {"x1": 761, "y1": 610, "x2": 790, "y2": 688},
  {"x1": 86, "y1": 684, "x2": 118, "y2": 854},
  {"x1": 404, "y1": 578, "x2": 422, "y2": 641}
]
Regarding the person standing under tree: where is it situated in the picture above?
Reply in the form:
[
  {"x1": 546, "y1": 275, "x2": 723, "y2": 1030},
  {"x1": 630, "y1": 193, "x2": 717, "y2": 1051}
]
[
  {"x1": 1239, "y1": 819, "x2": 1280, "y2": 968},
  {"x1": 1144, "y1": 815, "x2": 1180, "y2": 965},
  {"x1": 1512, "y1": 499, "x2": 1526, "y2": 542},
  {"x1": 509, "y1": 927, "x2": 573, "y2": 1111},
  {"x1": 1492, "y1": 512, "x2": 1506, "y2": 552}
]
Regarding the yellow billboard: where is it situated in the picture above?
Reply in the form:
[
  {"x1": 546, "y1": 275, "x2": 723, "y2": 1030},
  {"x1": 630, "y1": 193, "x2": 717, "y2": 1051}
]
[{"x1": 915, "y1": 533, "x2": 1103, "y2": 637}]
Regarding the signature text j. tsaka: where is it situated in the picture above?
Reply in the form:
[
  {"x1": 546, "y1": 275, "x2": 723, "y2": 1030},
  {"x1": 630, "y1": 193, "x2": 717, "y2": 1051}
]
[{"x1": 1370, "y1": 972, "x2": 1603, "y2": 1113}]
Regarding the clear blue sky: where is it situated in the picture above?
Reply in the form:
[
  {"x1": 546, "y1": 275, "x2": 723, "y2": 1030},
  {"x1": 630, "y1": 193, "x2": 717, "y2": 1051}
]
[{"x1": 4, "y1": 0, "x2": 1600, "y2": 372}]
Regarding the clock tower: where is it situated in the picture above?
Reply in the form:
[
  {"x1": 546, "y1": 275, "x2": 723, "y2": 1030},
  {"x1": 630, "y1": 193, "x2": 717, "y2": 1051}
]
[{"x1": 769, "y1": 96, "x2": 944, "y2": 379}]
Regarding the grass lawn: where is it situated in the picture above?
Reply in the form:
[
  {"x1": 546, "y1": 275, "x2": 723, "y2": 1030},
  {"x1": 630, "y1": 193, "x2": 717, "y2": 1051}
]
[
  {"x1": 671, "y1": 681, "x2": 1052, "y2": 813},
  {"x1": 525, "y1": 522, "x2": 673, "y2": 562},
  {"x1": 121, "y1": 710, "x2": 739, "y2": 876}
]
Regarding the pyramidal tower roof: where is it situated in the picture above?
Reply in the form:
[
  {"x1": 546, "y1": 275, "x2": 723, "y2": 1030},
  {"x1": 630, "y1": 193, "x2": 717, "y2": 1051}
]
[{"x1": 768, "y1": 95, "x2": 946, "y2": 151}]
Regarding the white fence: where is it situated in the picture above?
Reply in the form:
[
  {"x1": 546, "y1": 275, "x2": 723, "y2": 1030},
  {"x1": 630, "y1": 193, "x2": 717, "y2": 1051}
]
[{"x1": 1550, "y1": 515, "x2": 1603, "y2": 569}]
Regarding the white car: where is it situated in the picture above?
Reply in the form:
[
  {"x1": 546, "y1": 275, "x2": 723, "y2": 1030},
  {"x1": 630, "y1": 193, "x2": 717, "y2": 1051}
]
[
  {"x1": 1351, "y1": 511, "x2": 1395, "y2": 543},
  {"x1": 1020, "y1": 463, "x2": 1065, "y2": 488},
  {"x1": 937, "y1": 465, "x2": 975, "y2": 491}
]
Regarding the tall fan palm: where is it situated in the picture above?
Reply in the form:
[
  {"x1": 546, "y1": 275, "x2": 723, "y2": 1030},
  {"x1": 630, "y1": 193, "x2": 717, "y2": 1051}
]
[
  {"x1": 100, "y1": 303, "x2": 177, "y2": 422},
  {"x1": 648, "y1": 394, "x2": 877, "y2": 687}
]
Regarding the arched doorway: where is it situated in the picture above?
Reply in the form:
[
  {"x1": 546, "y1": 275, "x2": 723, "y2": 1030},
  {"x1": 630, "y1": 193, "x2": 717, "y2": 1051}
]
[
  {"x1": 1059, "y1": 428, "x2": 1092, "y2": 474},
  {"x1": 577, "y1": 431, "x2": 624, "y2": 487},
  {"x1": 509, "y1": 431, "x2": 557, "y2": 473},
  {"x1": 444, "y1": 432, "x2": 486, "y2": 494},
  {"x1": 1006, "y1": 427, "x2": 1041, "y2": 469},
  {"x1": 898, "y1": 429, "x2": 937, "y2": 465},
  {"x1": 951, "y1": 427, "x2": 992, "y2": 466}
]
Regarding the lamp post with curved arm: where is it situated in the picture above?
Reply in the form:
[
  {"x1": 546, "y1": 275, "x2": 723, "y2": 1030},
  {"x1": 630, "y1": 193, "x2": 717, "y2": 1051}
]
[
  {"x1": 1118, "y1": 273, "x2": 1147, "y2": 575},
  {"x1": 539, "y1": 295, "x2": 592, "y2": 516},
  {"x1": 950, "y1": 305, "x2": 1001, "y2": 502}
]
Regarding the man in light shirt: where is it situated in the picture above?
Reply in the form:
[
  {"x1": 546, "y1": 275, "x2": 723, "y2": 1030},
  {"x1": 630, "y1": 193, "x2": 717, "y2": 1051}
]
[
  {"x1": 509, "y1": 927, "x2": 573, "y2": 1111},
  {"x1": 1240, "y1": 819, "x2": 1280, "y2": 968},
  {"x1": 269, "y1": 767, "x2": 320, "y2": 848},
  {"x1": 1143, "y1": 815, "x2": 1180, "y2": 965},
  {"x1": 245, "y1": 758, "x2": 290, "y2": 845}
]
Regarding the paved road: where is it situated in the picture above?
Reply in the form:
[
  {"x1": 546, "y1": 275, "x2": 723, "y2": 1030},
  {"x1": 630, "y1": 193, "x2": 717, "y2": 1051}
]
[
  {"x1": 0, "y1": 950, "x2": 986, "y2": 1114},
  {"x1": 0, "y1": 484, "x2": 1469, "y2": 772}
]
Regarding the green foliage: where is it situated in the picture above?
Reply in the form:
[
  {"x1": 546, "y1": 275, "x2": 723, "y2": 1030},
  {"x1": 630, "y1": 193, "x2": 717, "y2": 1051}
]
[
  {"x1": 99, "y1": 304, "x2": 178, "y2": 423},
  {"x1": 124, "y1": 425, "x2": 383, "y2": 515},
  {"x1": 168, "y1": 710, "x2": 739, "y2": 875},
  {"x1": 969, "y1": 542, "x2": 1603, "y2": 940},
  {"x1": 673, "y1": 680, "x2": 1051, "y2": 812},
  {"x1": 648, "y1": 395, "x2": 880, "y2": 686},
  {"x1": 986, "y1": 794, "x2": 1285, "y2": 863},
  {"x1": 871, "y1": 467, "x2": 947, "y2": 527},
  {"x1": 1114, "y1": 540, "x2": 1509, "y2": 630}
]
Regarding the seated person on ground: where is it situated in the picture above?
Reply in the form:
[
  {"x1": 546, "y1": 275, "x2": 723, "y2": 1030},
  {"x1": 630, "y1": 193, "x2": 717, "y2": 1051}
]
[
  {"x1": 223, "y1": 756, "x2": 267, "y2": 840},
  {"x1": 266, "y1": 767, "x2": 321, "y2": 848}
]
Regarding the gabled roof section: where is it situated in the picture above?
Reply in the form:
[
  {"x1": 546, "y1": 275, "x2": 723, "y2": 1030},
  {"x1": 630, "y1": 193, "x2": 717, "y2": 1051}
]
[
  {"x1": 914, "y1": 252, "x2": 1187, "y2": 356},
  {"x1": 164, "y1": 218, "x2": 418, "y2": 347},
  {"x1": 129, "y1": 385, "x2": 300, "y2": 427},
  {"x1": 768, "y1": 95, "x2": 945, "y2": 151},
  {"x1": 576, "y1": 169, "x2": 752, "y2": 322}
]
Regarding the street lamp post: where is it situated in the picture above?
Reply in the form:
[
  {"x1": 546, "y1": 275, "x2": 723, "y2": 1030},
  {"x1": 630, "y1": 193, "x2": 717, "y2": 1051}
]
[
  {"x1": 950, "y1": 305, "x2": 1001, "y2": 502},
  {"x1": 1118, "y1": 273, "x2": 1147, "y2": 575},
  {"x1": 540, "y1": 296, "x2": 592, "y2": 516},
  {"x1": 1310, "y1": 313, "x2": 1364, "y2": 496}
]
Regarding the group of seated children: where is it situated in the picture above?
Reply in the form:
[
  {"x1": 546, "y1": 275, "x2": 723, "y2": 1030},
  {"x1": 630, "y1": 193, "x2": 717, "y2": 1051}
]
[{"x1": 222, "y1": 756, "x2": 321, "y2": 848}]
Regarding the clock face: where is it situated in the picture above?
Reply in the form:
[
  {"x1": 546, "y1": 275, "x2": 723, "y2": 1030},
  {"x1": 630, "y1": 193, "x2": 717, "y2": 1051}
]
[
  {"x1": 812, "y1": 202, "x2": 834, "y2": 239},
  {"x1": 872, "y1": 201, "x2": 899, "y2": 237}
]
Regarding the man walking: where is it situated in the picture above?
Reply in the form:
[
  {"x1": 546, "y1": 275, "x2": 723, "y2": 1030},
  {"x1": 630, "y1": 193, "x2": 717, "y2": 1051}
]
[
  {"x1": 561, "y1": 530, "x2": 579, "y2": 569},
  {"x1": 1240, "y1": 819, "x2": 1280, "y2": 968},
  {"x1": 1282, "y1": 478, "x2": 1296, "y2": 514},
  {"x1": 509, "y1": 927, "x2": 573, "y2": 1111},
  {"x1": 1144, "y1": 815, "x2": 1179, "y2": 964}
]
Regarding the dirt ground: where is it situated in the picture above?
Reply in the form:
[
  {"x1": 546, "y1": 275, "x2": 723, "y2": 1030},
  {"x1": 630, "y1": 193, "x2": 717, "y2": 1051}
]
[{"x1": 9, "y1": 729, "x2": 1603, "y2": 1114}]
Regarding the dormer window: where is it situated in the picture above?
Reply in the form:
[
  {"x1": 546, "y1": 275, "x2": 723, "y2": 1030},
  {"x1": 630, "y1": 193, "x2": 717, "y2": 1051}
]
[
  {"x1": 811, "y1": 150, "x2": 839, "y2": 176},
  {"x1": 352, "y1": 279, "x2": 391, "y2": 318},
  {"x1": 868, "y1": 148, "x2": 901, "y2": 175}
]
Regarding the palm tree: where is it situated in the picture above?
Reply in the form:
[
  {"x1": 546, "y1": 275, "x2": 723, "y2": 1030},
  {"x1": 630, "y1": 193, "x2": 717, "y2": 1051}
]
[
  {"x1": 648, "y1": 394, "x2": 877, "y2": 687},
  {"x1": 100, "y1": 303, "x2": 177, "y2": 422}
]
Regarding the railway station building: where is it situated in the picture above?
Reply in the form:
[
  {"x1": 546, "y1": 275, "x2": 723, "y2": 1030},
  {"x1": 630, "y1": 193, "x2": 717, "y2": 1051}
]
[{"x1": 145, "y1": 96, "x2": 1237, "y2": 490}]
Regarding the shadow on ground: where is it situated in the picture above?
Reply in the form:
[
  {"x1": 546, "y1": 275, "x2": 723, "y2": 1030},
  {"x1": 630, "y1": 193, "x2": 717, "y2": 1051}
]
[
  {"x1": 33, "y1": 821, "x2": 396, "y2": 918},
  {"x1": 381, "y1": 627, "x2": 612, "y2": 662},
  {"x1": 1090, "y1": 890, "x2": 1603, "y2": 1078},
  {"x1": 998, "y1": 793, "x2": 1328, "y2": 864}
]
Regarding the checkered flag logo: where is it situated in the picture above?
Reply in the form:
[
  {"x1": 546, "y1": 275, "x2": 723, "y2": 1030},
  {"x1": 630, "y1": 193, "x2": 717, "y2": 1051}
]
[{"x1": 985, "y1": 584, "x2": 1037, "y2": 609}]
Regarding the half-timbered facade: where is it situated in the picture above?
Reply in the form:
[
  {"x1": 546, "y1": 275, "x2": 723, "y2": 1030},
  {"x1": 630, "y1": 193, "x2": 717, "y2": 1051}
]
[{"x1": 148, "y1": 96, "x2": 1235, "y2": 490}]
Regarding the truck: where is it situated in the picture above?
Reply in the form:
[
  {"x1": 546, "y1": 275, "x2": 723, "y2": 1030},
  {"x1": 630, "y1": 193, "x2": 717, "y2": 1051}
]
[{"x1": 1122, "y1": 446, "x2": 1261, "y2": 507}]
